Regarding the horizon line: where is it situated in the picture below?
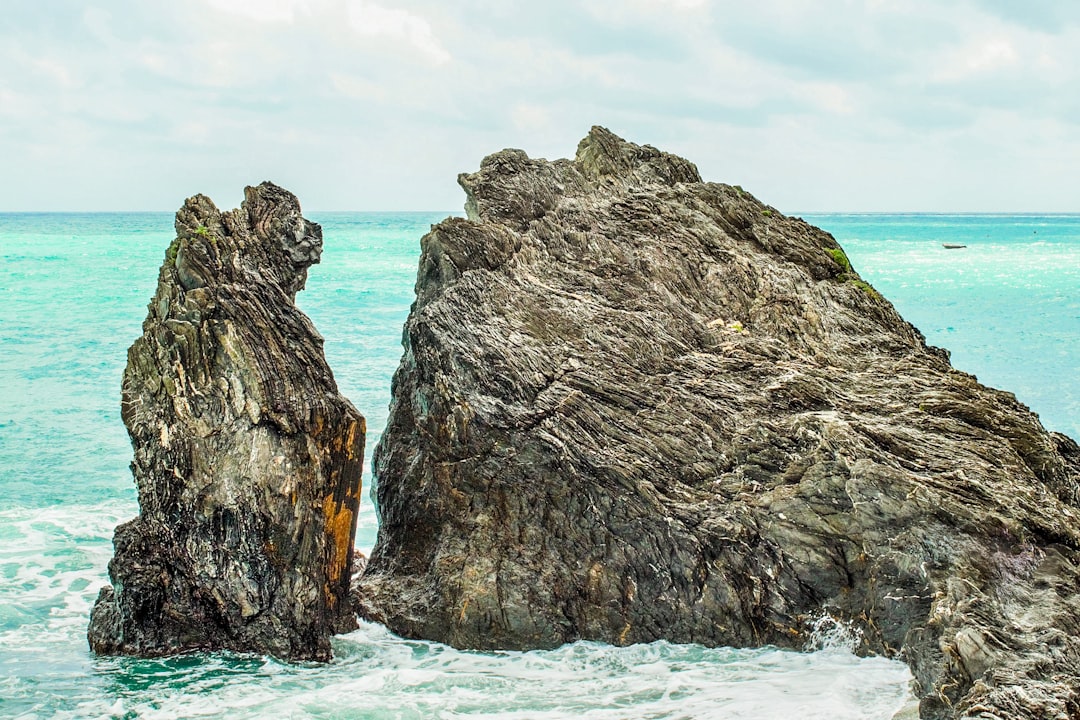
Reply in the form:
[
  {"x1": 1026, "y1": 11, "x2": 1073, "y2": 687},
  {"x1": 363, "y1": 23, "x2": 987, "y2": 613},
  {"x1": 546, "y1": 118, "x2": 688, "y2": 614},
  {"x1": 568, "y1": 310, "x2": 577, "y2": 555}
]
[{"x1": 3, "y1": 209, "x2": 1080, "y2": 216}]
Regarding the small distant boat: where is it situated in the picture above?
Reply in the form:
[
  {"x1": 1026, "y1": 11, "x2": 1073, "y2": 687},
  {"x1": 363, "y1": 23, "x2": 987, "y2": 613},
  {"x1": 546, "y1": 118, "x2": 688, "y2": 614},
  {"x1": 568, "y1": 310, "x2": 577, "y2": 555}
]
[{"x1": 942, "y1": 243, "x2": 967, "y2": 249}]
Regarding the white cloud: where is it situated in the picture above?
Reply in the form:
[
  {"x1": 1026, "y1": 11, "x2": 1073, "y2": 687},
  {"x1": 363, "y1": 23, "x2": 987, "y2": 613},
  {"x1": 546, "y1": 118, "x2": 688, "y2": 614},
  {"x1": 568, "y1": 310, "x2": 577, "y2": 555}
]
[
  {"x1": 346, "y1": 1, "x2": 450, "y2": 65},
  {"x1": 331, "y1": 72, "x2": 388, "y2": 101},
  {"x1": 10, "y1": 46, "x2": 77, "y2": 88},
  {"x1": 204, "y1": 0, "x2": 315, "y2": 23},
  {"x1": 936, "y1": 37, "x2": 1019, "y2": 81},
  {"x1": 511, "y1": 103, "x2": 554, "y2": 133},
  {"x1": 642, "y1": 0, "x2": 706, "y2": 9},
  {"x1": 0, "y1": 88, "x2": 31, "y2": 119},
  {"x1": 171, "y1": 120, "x2": 214, "y2": 145},
  {"x1": 799, "y1": 83, "x2": 856, "y2": 115},
  {"x1": 2, "y1": 0, "x2": 1080, "y2": 211}
]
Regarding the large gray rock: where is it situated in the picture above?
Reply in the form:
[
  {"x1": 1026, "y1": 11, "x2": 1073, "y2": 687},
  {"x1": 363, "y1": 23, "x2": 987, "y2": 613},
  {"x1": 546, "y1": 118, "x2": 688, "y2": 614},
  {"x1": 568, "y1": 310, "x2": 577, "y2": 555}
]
[
  {"x1": 356, "y1": 128, "x2": 1080, "y2": 717},
  {"x1": 89, "y1": 182, "x2": 365, "y2": 662}
]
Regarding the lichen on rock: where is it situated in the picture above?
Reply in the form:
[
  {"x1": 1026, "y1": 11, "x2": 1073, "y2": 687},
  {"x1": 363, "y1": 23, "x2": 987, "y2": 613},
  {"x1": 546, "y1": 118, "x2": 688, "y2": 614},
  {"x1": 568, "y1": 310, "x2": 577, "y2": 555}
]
[
  {"x1": 356, "y1": 127, "x2": 1080, "y2": 718},
  {"x1": 88, "y1": 182, "x2": 365, "y2": 662}
]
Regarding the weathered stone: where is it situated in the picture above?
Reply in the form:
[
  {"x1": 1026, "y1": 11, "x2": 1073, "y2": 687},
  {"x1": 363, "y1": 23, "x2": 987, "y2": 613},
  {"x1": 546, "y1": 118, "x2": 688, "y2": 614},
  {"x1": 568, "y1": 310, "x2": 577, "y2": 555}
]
[
  {"x1": 89, "y1": 182, "x2": 365, "y2": 662},
  {"x1": 356, "y1": 127, "x2": 1080, "y2": 718}
]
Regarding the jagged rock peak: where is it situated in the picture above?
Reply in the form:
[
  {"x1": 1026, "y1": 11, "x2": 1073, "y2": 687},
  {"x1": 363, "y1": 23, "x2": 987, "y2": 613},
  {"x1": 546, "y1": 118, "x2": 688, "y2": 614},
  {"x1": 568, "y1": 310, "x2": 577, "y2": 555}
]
[
  {"x1": 574, "y1": 125, "x2": 701, "y2": 183},
  {"x1": 88, "y1": 182, "x2": 365, "y2": 662},
  {"x1": 172, "y1": 182, "x2": 320, "y2": 299},
  {"x1": 457, "y1": 125, "x2": 701, "y2": 226},
  {"x1": 357, "y1": 129, "x2": 1080, "y2": 718}
]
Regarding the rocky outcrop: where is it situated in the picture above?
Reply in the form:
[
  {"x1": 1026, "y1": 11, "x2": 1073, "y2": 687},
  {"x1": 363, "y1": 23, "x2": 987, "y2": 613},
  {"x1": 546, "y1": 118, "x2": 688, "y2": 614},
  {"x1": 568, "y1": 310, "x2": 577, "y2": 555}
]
[
  {"x1": 356, "y1": 128, "x2": 1080, "y2": 718},
  {"x1": 89, "y1": 182, "x2": 364, "y2": 662}
]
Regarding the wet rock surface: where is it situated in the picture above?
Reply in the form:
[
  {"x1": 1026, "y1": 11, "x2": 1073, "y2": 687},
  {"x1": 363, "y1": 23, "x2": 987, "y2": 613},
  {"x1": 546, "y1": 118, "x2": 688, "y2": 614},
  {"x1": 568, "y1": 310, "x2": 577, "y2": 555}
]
[
  {"x1": 89, "y1": 182, "x2": 365, "y2": 662},
  {"x1": 356, "y1": 128, "x2": 1080, "y2": 718}
]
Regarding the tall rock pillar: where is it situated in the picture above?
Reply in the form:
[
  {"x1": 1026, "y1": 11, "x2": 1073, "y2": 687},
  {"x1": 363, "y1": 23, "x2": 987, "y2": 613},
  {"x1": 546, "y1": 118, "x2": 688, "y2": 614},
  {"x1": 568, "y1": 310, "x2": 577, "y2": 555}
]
[{"x1": 89, "y1": 182, "x2": 364, "y2": 662}]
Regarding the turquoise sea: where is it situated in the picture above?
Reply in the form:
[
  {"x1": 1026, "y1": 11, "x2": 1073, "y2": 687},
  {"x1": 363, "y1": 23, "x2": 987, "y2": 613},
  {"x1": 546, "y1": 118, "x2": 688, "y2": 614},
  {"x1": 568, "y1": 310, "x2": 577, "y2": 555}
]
[{"x1": 1, "y1": 210, "x2": 1077, "y2": 719}]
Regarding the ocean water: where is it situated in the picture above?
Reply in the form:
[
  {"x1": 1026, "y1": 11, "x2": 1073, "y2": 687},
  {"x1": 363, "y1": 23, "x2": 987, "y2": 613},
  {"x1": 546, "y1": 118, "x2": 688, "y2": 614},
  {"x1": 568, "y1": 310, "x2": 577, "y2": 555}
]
[
  {"x1": 801, "y1": 213, "x2": 1080, "y2": 441},
  {"x1": 0, "y1": 210, "x2": 1076, "y2": 719}
]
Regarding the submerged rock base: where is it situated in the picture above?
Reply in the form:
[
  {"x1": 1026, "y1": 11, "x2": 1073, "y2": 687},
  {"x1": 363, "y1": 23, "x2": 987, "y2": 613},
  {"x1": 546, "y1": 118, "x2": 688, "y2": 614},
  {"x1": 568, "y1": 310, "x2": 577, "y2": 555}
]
[
  {"x1": 357, "y1": 128, "x2": 1080, "y2": 717},
  {"x1": 89, "y1": 183, "x2": 364, "y2": 662}
]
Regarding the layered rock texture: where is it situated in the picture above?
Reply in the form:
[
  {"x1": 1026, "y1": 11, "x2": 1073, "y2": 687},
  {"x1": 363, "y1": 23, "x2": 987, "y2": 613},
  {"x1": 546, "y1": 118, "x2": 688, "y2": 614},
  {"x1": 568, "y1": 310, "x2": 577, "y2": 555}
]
[
  {"x1": 356, "y1": 128, "x2": 1080, "y2": 718},
  {"x1": 89, "y1": 183, "x2": 364, "y2": 662}
]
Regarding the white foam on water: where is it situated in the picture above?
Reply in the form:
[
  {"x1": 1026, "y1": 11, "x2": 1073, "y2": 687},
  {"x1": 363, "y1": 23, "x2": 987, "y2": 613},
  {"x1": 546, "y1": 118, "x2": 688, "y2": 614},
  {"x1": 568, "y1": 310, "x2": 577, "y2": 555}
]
[
  {"x1": 0, "y1": 502, "x2": 135, "y2": 718},
  {"x1": 52, "y1": 621, "x2": 914, "y2": 720},
  {"x1": 0, "y1": 500, "x2": 916, "y2": 719},
  {"x1": 0, "y1": 503, "x2": 130, "y2": 634}
]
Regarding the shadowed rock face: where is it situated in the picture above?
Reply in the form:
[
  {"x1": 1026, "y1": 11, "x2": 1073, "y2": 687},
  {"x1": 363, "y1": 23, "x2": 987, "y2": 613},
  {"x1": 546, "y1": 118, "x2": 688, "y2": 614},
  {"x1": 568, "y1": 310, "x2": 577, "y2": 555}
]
[
  {"x1": 356, "y1": 128, "x2": 1080, "y2": 717},
  {"x1": 88, "y1": 182, "x2": 365, "y2": 662}
]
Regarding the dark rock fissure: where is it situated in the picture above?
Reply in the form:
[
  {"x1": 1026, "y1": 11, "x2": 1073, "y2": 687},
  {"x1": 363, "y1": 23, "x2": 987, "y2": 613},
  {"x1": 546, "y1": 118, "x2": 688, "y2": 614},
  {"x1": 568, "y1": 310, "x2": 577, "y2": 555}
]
[
  {"x1": 89, "y1": 182, "x2": 365, "y2": 662},
  {"x1": 356, "y1": 127, "x2": 1080, "y2": 718}
]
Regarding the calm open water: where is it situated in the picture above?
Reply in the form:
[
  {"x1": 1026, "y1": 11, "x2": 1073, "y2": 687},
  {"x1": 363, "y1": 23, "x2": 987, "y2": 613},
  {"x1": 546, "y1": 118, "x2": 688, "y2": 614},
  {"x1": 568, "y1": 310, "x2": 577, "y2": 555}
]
[{"x1": 1, "y1": 210, "x2": 1076, "y2": 719}]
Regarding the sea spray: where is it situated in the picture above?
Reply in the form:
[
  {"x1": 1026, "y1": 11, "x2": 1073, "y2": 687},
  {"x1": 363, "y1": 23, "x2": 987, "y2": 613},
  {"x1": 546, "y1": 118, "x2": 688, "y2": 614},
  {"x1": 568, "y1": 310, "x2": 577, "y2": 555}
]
[{"x1": 804, "y1": 613, "x2": 866, "y2": 654}]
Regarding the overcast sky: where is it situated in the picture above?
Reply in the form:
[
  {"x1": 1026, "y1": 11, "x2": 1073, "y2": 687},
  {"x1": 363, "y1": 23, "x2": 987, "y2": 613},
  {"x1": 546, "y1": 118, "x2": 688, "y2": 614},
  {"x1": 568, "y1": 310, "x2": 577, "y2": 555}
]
[{"x1": 2, "y1": 0, "x2": 1078, "y2": 212}]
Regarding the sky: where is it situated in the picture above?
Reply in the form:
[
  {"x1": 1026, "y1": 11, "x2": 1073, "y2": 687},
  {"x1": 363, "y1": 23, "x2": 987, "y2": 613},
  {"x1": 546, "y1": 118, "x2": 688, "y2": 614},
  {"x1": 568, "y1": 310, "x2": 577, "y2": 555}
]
[{"x1": 2, "y1": 0, "x2": 1078, "y2": 212}]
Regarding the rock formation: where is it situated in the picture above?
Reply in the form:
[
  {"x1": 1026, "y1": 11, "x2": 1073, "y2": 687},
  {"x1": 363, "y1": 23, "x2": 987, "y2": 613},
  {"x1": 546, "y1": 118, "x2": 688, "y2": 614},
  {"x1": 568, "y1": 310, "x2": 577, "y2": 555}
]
[
  {"x1": 356, "y1": 128, "x2": 1080, "y2": 718},
  {"x1": 89, "y1": 182, "x2": 364, "y2": 662}
]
